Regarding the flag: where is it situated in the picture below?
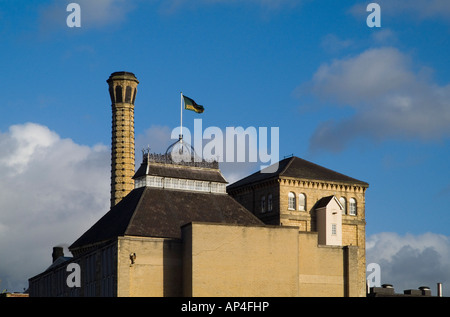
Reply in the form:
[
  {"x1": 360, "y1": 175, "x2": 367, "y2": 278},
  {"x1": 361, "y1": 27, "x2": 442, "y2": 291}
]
[{"x1": 183, "y1": 95, "x2": 204, "y2": 113}]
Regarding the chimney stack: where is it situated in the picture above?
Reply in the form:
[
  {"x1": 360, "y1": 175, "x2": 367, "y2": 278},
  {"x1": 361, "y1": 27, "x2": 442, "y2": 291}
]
[
  {"x1": 107, "y1": 72, "x2": 139, "y2": 208},
  {"x1": 52, "y1": 246, "x2": 64, "y2": 263}
]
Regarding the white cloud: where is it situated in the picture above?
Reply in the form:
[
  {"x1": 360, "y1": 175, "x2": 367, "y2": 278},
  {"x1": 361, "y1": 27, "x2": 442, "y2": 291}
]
[
  {"x1": 75, "y1": 0, "x2": 136, "y2": 27},
  {"x1": 321, "y1": 34, "x2": 354, "y2": 54},
  {"x1": 350, "y1": 0, "x2": 450, "y2": 22},
  {"x1": 134, "y1": 124, "x2": 263, "y2": 184},
  {"x1": 0, "y1": 123, "x2": 110, "y2": 292},
  {"x1": 304, "y1": 47, "x2": 450, "y2": 152},
  {"x1": 135, "y1": 125, "x2": 174, "y2": 158},
  {"x1": 39, "y1": 0, "x2": 136, "y2": 31},
  {"x1": 366, "y1": 232, "x2": 450, "y2": 296},
  {"x1": 370, "y1": 28, "x2": 397, "y2": 45}
]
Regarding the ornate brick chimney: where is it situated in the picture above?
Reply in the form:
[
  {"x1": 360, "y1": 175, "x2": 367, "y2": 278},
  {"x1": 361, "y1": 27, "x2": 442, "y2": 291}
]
[{"x1": 107, "y1": 72, "x2": 139, "y2": 208}]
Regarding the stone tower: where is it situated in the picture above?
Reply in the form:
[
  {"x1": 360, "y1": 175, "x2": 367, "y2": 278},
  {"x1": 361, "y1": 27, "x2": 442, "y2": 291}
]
[{"x1": 107, "y1": 72, "x2": 139, "y2": 208}]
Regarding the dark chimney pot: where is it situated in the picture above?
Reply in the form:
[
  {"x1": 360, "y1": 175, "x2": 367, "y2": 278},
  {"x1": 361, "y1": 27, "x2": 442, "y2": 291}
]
[{"x1": 52, "y1": 246, "x2": 64, "y2": 262}]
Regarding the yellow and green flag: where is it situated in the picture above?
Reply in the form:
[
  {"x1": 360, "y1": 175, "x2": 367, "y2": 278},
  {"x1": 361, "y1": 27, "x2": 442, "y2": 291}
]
[{"x1": 183, "y1": 95, "x2": 204, "y2": 113}]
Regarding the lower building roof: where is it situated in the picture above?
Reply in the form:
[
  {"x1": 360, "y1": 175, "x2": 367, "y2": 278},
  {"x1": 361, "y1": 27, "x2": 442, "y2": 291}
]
[{"x1": 69, "y1": 187, "x2": 263, "y2": 252}]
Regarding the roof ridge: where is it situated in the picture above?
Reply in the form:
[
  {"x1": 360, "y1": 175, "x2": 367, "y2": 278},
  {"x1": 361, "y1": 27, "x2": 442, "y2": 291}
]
[{"x1": 279, "y1": 156, "x2": 295, "y2": 175}]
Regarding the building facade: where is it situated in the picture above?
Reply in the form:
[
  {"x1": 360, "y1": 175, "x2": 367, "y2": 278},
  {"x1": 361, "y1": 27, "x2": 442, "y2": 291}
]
[
  {"x1": 227, "y1": 156, "x2": 369, "y2": 296},
  {"x1": 28, "y1": 72, "x2": 368, "y2": 297}
]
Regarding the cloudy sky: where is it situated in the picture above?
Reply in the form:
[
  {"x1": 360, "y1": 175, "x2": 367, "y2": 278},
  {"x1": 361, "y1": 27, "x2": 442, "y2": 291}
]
[{"x1": 0, "y1": 0, "x2": 449, "y2": 295}]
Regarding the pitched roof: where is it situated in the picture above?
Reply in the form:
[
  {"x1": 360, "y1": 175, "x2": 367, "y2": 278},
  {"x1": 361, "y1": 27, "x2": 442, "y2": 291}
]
[
  {"x1": 69, "y1": 187, "x2": 263, "y2": 252},
  {"x1": 45, "y1": 257, "x2": 72, "y2": 272},
  {"x1": 133, "y1": 161, "x2": 227, "y2": 183},
  {"x1": 314, "y1": 195, "x2": 343, "y2": 209},
  {"x1": 227, "y1": 156, "x2": 368, "y2": 190}
]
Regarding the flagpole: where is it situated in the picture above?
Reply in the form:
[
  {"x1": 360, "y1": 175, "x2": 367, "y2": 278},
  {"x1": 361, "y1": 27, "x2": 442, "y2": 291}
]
[{"x1": 180, "y1": 92, "x2": 183, "y2": 142}]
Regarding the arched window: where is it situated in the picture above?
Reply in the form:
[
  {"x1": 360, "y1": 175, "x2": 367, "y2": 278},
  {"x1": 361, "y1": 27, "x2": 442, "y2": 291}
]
[
  {"x1": 298, "y1": 193, "x2": 306, "y2": 211},
  {"x1": 288, "y1": 192, "x2": 296, "y2": 210},
  {"x1": 109, "y1": 87, "x2": 115, "y2": 103},
  {"x1": 261, "y1": 196, "x2": 266, "y2": 213},
  {"x1": 115, "y1": 85, "x2": 123, "y2": 103},
  {"x1": 340, "y1": 197, "x2": 347, "y2": 215},
  {"x1": 268, "y1": 194, "x2": 273, "y2": 212},
  {"x1": 349, "y1": 198, "x2": 357, "y2": 215},
  {"x1": 125, "y1": 86, "x2": 133, "y2": 103},
  {"x1": 132, "y1": 88, "x2": 137, "y2": 104}
]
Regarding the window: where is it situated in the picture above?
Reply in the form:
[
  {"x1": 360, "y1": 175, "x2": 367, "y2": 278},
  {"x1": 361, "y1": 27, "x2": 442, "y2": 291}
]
[
  {"x1": 115, "y1": 85, "x2": 123, "y2": 103},
  {"x1": 164, "y1": 178, "x2": 173, "y2": 189},
  {"x1": 332, "y1": 223, "x2": 337, "y2": 235},
  {"x1": 217, "y1": 184, "x2": 226, "y2": 193},
  {"x1": 298, "y1": 193, "x2": 306, "y2": 211},
  {"x1": 125, "y1": 86, "x2": 133, "y2": 103},
  {"x1": 147, "y1": 176, "x2": 162, "y2": 188},
  {"x1": 134, "y1": 178, "x2": 142, "y2": 188},
  {"x1": 288, "y1": 192, "x2": 296, "y2": 210},
  {"x1": 268, "y1": 194, "x2": 273, "y2": 212},
  {"x1": 132, "y1": 88, "x2": 137, "y2": 104},
  {"x1": 349, "y1": 198, "x2": 357, "y2": 215},
  {"x1": 261, "y1": 196, "x2": 266, "y2": 213},
  {"x1": 340, "y1": 197, "x2": 347, "y2": 215}
]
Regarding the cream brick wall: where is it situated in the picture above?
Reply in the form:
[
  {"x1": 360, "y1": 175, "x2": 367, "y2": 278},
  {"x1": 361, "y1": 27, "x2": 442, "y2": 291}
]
[
  {"x1": 228, "y1": 176, "x2": 368, "y2": 297},
  {"x1": 182, "y1": 222, "x2": 300, "y2": 297},
  {"x1": 30, "y1": 223, "x2": 362, "y2": 297},
  {"x1": 181, "y1": 222, "x2": 361, "y2": 297},
  {"x1": 117, "y1": 236, "x2": 182, "y2": 297},
  {"x1": 298, "y1": 232, "x2": 345, "y2": 296},
  {"x1": 278, "y1": 178, "x2": 367, "y2": 297},
  {"x1": 297, "y1": 232, "x2": 359, "y2": 296}
]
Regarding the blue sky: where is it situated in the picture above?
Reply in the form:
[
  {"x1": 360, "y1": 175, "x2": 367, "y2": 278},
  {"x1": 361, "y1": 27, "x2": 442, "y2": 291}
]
[{"x1": 1, "y1": 0, "x2": 450, "y2": 295}]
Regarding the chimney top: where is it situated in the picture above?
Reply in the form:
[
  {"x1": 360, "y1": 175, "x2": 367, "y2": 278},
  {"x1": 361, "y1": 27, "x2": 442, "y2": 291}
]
[
  {"x1": 107, "y1": 71, "x2": 139, "y2": 84},
  {"x1": 52, "y1": 246, "x2": 64, "y2": 263}
]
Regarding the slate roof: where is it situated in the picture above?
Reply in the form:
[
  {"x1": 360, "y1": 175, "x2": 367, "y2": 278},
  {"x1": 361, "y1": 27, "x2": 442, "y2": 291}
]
[
  {"x1": 227, "y1": 156, "x2": 368, "y2": 190},
  {"x1": 45, "y1": 257, "x2": 72, "y2": 272},
  {"x1": 69, "y1": 187, "x2": 263, "y2": 252},
  {"x1": 314, "y1": 195, "x2": 344, "y2": 210},
  {"x1": 314, "y1": 195, "x2": 335, "y2": 209},
  {"x1": 133, "y1": 160, "x2": 227, "y2": 183}
]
